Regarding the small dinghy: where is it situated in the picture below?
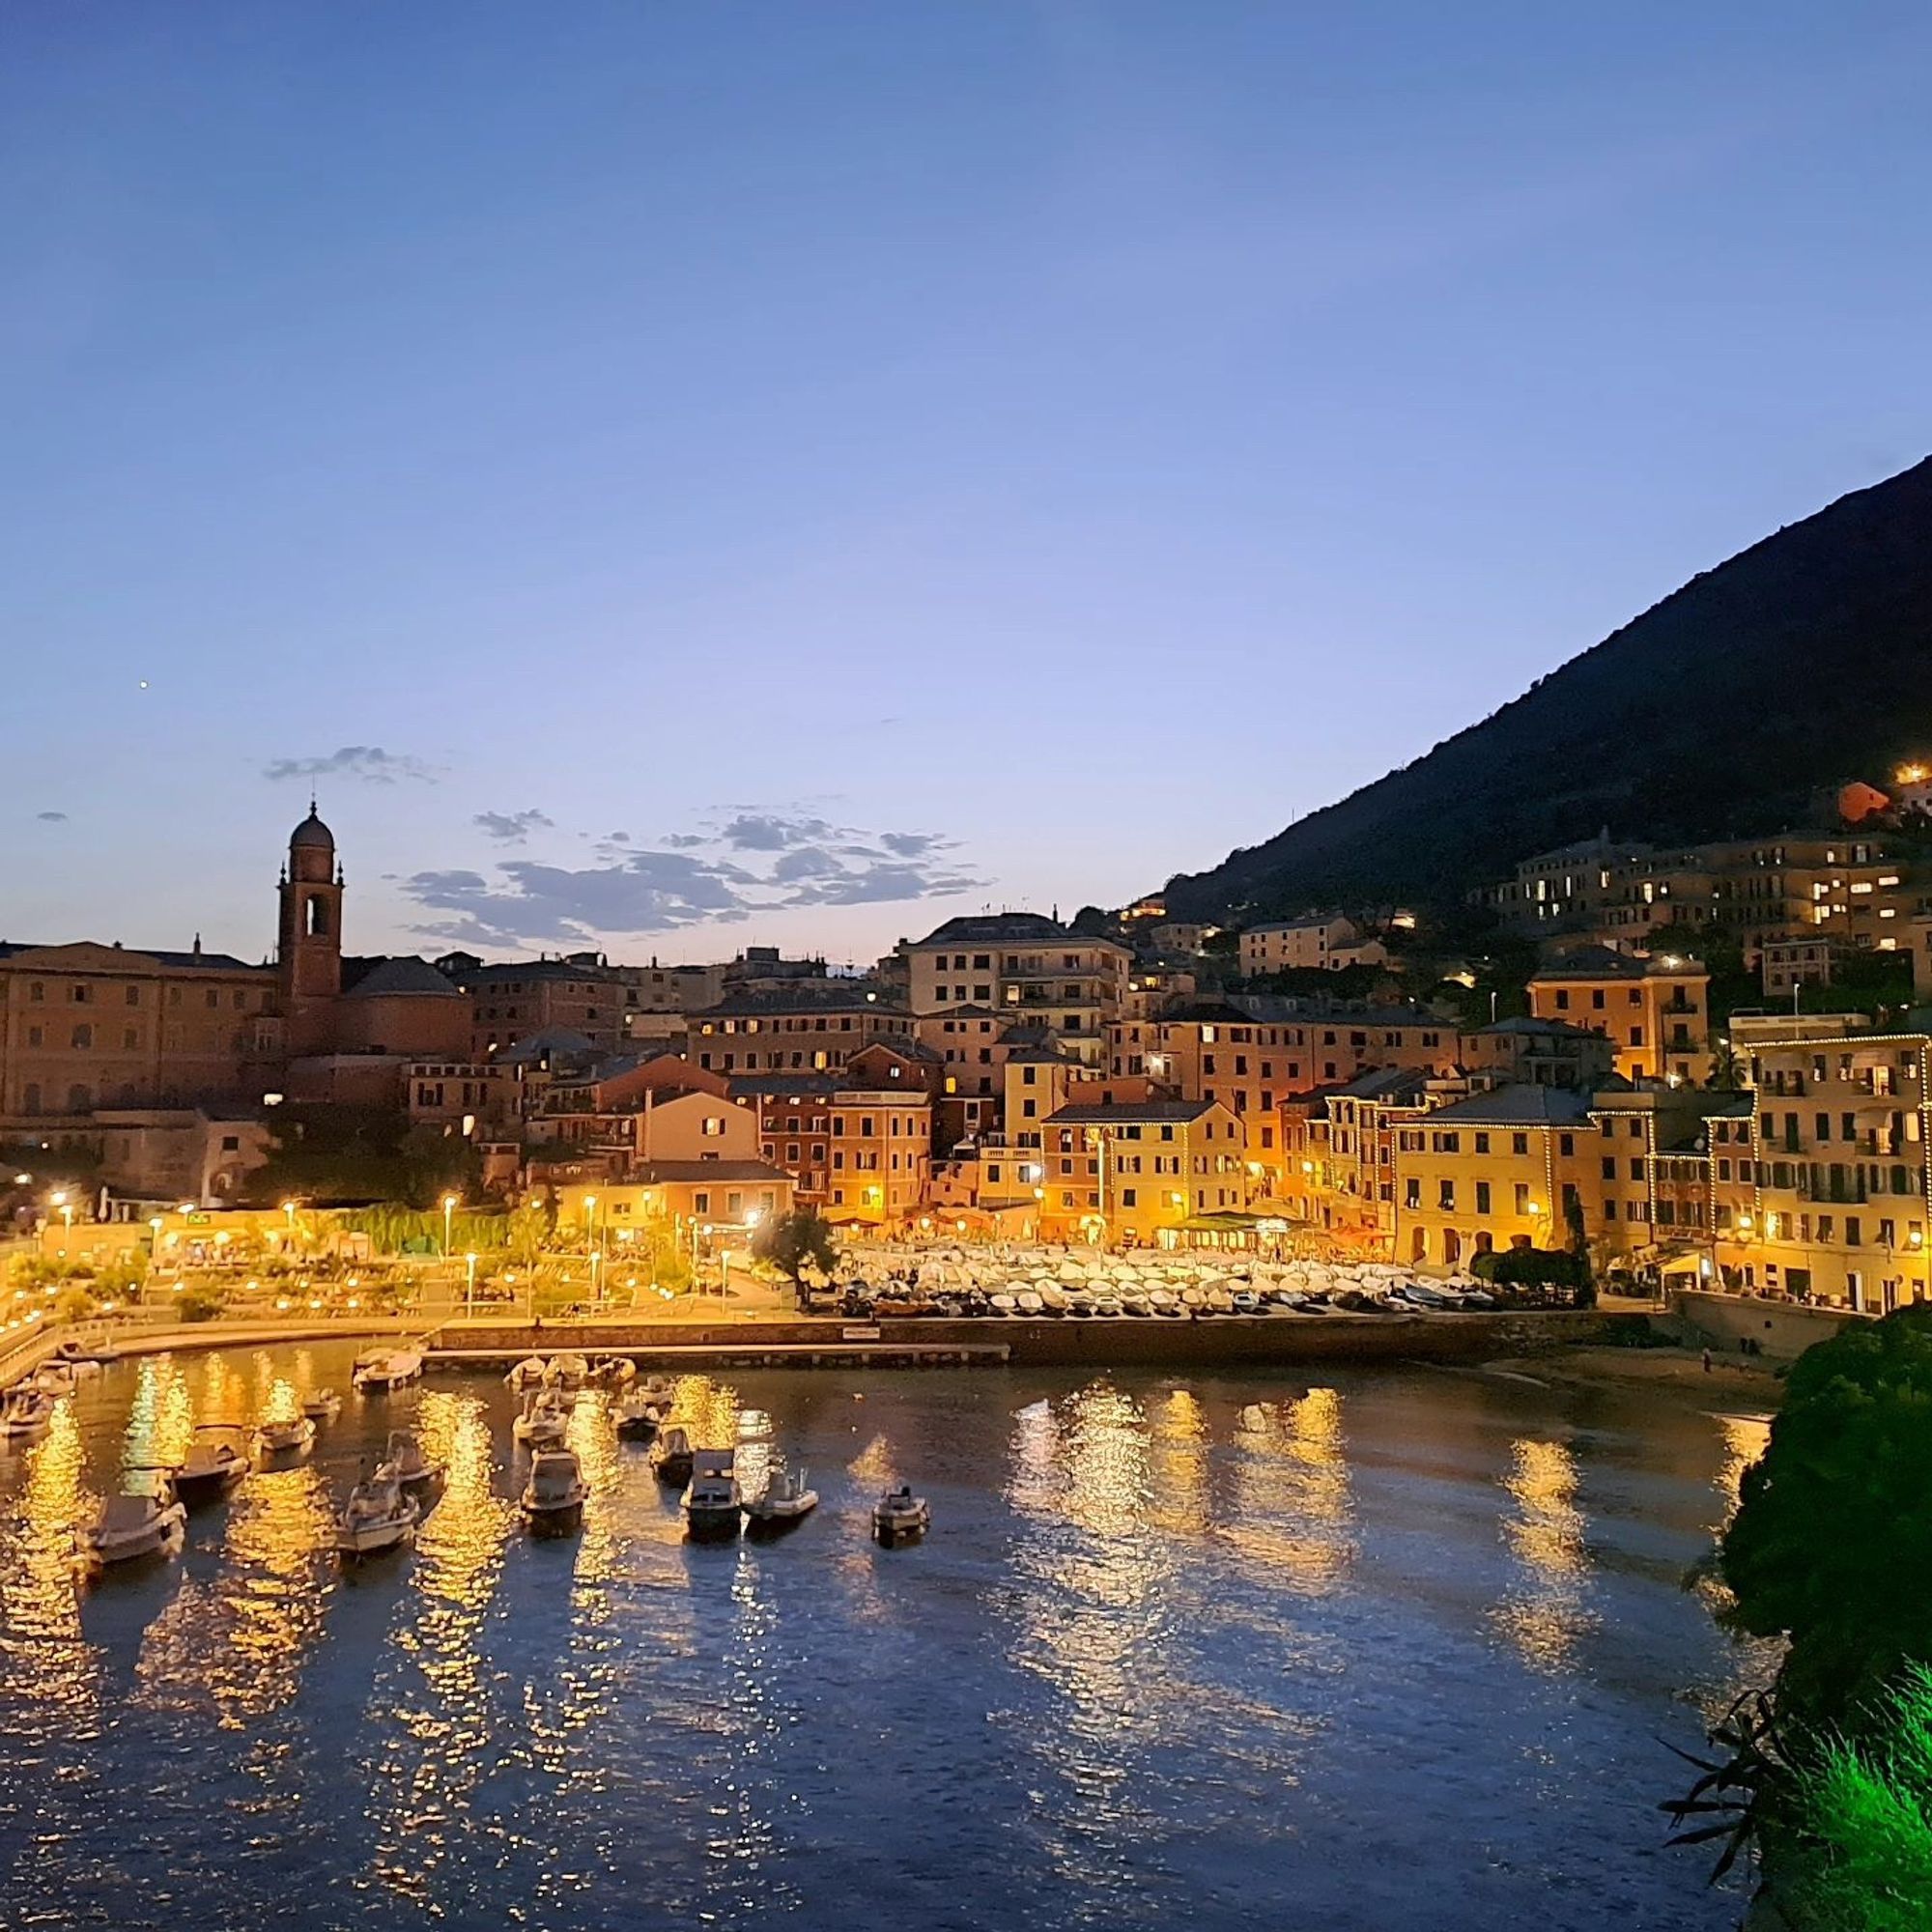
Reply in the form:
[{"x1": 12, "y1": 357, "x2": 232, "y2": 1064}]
[
  {"x1": 504, "y1": 1355, "x2": 547, "y2": 1392},
  {"x1": 0, "y1": 1385, "x2": 56, "y2": 1445},
  {"x1": 172, "y1": 1424, "x2": 250, "y2": 1506},
  {"x1": 377, "y1": 1430, "x2": 445, "y2": 1503},
  {"x1": 303, "y1": 1389, "x2": 343, "y2": 1425},
  {"x1": 253, "y1": 1414, "x2": 317, "y2": 1463},
  {"x1": 593, "y1": 1355, "x2": 636, "y2": 1389},
  {"x1": 544, "y1": 1354, "x2": 589, "y2": 1394},
  {"x1": 872, "y1": 1485, "x2": 930, "y2": 1547},
  {"x1": 352, "y1": 1348, "x2": 423, "y2": 1392},
  {"x1": 514, "y1": 1391, "x2": 570, "y2": 1449},
  {"x1": 614, "y1": 1391, "x2": 661, "y2": 1442},
  {"x1": 335, "y1": 1471, "x2": 418, "y2": 1560},
  {"x1": 681, "y1": 1448, "x2": 742, "y2": 1540},
  {"x1": 82, "y1": 1474, "x2": 186, "y2": 1572},
  {"x1": 745, "y1": 1457, "x2": 818, "y2": 1535},
  {"x1": 650, "y1": 1424, "x2": 695, "y2": 1488},
  {"x1": 521, "y1": 1448, "x2": 588, "y2": 1536}
]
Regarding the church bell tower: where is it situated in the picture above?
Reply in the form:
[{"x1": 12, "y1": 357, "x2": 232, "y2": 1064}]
[{"x1": 277, "y1": 803, "x2": 344, "y2": 1050}]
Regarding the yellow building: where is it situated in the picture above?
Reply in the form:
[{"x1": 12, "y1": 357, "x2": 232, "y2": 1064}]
[
  {"x1": 1713, "y1": 1027, "x2": 1932, "y2": 1310},
  {"x1": 556, "y1": 1163, "x2": 796, "y2": 1249},
  {"x1": 1039, "y1": 1094, "x2": 1244, "y2": 1246},
  {"x1": 689, "y1": 983, "x2": 910, "y2": 1076},
  {"x1": 1528, "y1": 946, "x2": 1709, "y2": 1084},
  {"x1": 826, "y1": 1084, "x2": 932, "y2": 1229}
]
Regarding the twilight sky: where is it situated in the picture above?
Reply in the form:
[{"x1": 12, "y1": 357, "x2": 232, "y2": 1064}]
[{"x1": 4, "y1": 4, "x2": 1930, "y2": 968}]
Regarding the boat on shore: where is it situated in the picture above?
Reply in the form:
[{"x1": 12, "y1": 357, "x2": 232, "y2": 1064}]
[
  {"x1": 81, "y1": 1475, "x2": 186, "y2": 1573},
  {"x1": 377, "y1": 1429, "x2": 445, "y2": 1503},
  {"x1": 746, "y1": 1457, "x2": 817, "y2": 1534},
  {"x1": 872, "y1": 1485, "x2": 930, "y2": 1546},
  {"x1": 0, "y1": 1385, "x2": 56, "y2": 1444},
  {"x1": 172, "y1": 1423, "x2": 250, "y2": 1506},
  {"x1": 253, "y1": 1414, "x2": 317, "y2": 1463},
  {"x1": 681, "y1": 1448, "x2": 742, "y2": 1539},
  {"x1": 303, "y1": 1388, "x2": 343, "y2": 1424},
  {"x1": 521, "y1": 1448, "x2": 588, "y2": 1536},
  {"x1": 352, "y1": 1348, "x2": 423, "y2": 1393},
  {"x1": 614, "y1": 1391, "x2": 661, "y2": 1441},
  {"x1": 651, "y1": 1424, "x2": 695, "y2": 1488},
  {"x1": 335, "y1": 1472, "x2": 418, "y2": 1559},
  {"x1": 514, "y1": 1391, "x2": 570, "y2": 1449}
]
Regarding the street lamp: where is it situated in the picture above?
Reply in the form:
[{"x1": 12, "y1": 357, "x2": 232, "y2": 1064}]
[
  {"x1": 50, "y1": 1189, "x2": 72, "y2": 1246},
  {"x1": 582, "y1": 1193, "x2": 598, "y2": 1256},
  {"x1": 441, "y1": 1193, "x2": 458, "y2": 1257}
]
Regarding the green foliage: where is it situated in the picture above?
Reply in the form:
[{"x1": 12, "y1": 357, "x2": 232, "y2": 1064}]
[
  {"x1": 177, "y1": 1285, "x2": 227, "y2": 1323},
  {"x1": 244, "y1": 1105, "x2": 481, "y2": 1209},
  {"x1": 1721, "y1": 1304, "x2": 1932, "y2": 1733},
  {"x1": 751, "y1": 1208, "x2": 839, "y2": 1287},
  {"x1": 1470, "y1": 1245, "x2": 1591, "y2": 1290},
  {"x1": 1784, "y1": 1665, "x2": 1932, "y2": 1932},
  {"x1": 331, "y1": 1203, "x2": 508, "y2": 1256}
]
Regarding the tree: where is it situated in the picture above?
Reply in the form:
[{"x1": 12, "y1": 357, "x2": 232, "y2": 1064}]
[
  {"x1": 244, "y1": 1105, "x2": 481, "y2": 1209},
  {"x1": 1719, "y1": 1304, "x2": 1932, "y2": 1734},
  {"x1": 752, "y1": 1208, "x2": 839, "y2": 1289}
]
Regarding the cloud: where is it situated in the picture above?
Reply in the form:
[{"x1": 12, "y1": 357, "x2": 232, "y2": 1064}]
[
  {"x1": 403, "y1": 851, "x2": 760, "y2": 947},
  {"x1": 35, "y1": 810, "x2": 67, "y2": 822},
  {"x1": 781, "y1": 860, "x2": 982, "y2": 908},
  {"x1": 472, "y1": 809, "x2": 554, "y2": 844},
  {"x1": 880, "y1": 831, "x2": 941, "y2": 858},
  {"x1": 718, "y1": 812, "x2": 837, "y2": 852},
  {"x1": 264, "y1": 745, "x2": 437, "y2": 785},
  {"x1": 662, "y1": 832, "x2": 705, "y2": 849}
]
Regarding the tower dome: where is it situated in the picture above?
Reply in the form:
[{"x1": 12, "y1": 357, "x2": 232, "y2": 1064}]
[{"x1": 290, "y1": 804, "x2": 334, "y2": 851}]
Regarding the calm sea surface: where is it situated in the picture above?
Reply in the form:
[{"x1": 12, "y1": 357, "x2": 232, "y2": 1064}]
[{"x1": 0, "y1": 1344, "x2": 1769, "y2": 1932}]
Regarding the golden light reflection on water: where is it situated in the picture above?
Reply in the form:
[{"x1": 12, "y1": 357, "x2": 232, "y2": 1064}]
[
  {"x1": 1491, "y1": 1436, "x2": 1596, "y2": 1673},
  {"x1": 1220, "y1": 1388, "x2": 1356, "y2": 1595},
  {"x1": 0, "y1": 1402, "x2": 99, "y2": 1723},
  {"x1": 367, "y1": 1391, "x2": 516, "y2": 1904},
  {"x1": 1711, "y1": 1412, "x2": 1772, "y2": 1524},
  {"x1": 1145, "y1": 1387, "x2": 1208, "y2": 1538}
]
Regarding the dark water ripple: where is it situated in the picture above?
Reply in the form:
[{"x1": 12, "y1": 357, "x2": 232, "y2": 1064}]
[{"x1": 0, "y1": 1345, "x2": 1768, "y2": 1931}]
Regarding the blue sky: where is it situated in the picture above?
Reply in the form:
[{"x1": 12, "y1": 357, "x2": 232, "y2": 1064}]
[{"x1": 4, "y1": 3, "x2": 1929, "y2": 966}]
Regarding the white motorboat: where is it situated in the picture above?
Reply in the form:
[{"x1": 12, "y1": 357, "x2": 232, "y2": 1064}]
[
  {"x1": 82, "y1": 1476, "x2": 186, "y2": 1571},
  {"x1": 514, "y1": 1392, "x2": 571, "y2": 1449},
  {"x1": 352, "y1": 1348, "x2": 423, "y2": 1392},
  {"x1": 505, "y1": 1354, "x2": 548, "y2": 1392},
  {"x1": 253, "y1": 1414, "x2": 317, "y2": 1462},
  {"x1": 521, "y1": 1448, "x2": 588, "y2": 1536},
  {"x1": 543, "y1": 1353, "x2": 589, "y2": 1393},
  {"x1": 745, "y1": 1457, "x2": 818, "y2": 1533},
  {"x1": 0, "y1": 1385, "x2": 56, "y2": 1444},
  {"x1": 872, "y1": 1485, "x2": 930, "y2": 1545},
  {"x1": 377, "y1": 1429, "x2": 445, "y2": 1501},
  {"x1": 303, "y1": 1388, "x2": 343, "y2": 1424},
  {"x1": 593, "y1": 1355, "x2": 636, "y2": 1388},
  {"x1": 639, "y1": 1375, "x2": 677, "y2": 1407},
  {"x1": 335, "y1": 1472, "x2": 418, "y2": 1559},
  {"x1": 650, "y1": 1424, "x2": 695, "y2": 1488},
  {"x1": 30, "y1": 1362, "x2": 76, "y2": 1397},
  {"x1": 172, "y1": 1423, "x2": 250, "y2": 1505},
  {"x1": 681, "y1": 1448, "x2": 742, "y2": 1539},
  {"x1": 614, "y1": 1391, "x2": 661, "y2": 1441}
]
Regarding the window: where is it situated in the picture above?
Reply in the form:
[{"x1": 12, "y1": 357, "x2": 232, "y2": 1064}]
[
  {"x1": 1474, "y1": 1180, "x2": 1491, "y2": 1215},
  {"x1": 694, "y1": 1192, "x2": 711, "y2": 1215},
  {"x1": 125, "y1": 985, "x2": 140, "y2": 1007},
  {"x1": 71, "y1": 1025, "x2": 92, "y2": 1049}
]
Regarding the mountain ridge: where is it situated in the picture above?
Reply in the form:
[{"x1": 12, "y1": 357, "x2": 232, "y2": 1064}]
[{"x1": 1161, "y1": 455, "x2": 1932, "y2": 923}]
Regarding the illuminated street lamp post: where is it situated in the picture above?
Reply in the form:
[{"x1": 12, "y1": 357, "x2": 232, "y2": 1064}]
[
  {"x1": 50, "y1": 1189, "x2": 72, "y2": 1250},
  {"x1": 441, "y1": 1193, "x2": 458, "y2": 1259},
  {"x1": 464, "y1": 1251, "x2": 477, "y2": 1317}
]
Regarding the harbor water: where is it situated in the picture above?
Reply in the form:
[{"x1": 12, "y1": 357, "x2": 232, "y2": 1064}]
[{"x1": 0, "y1": 1343, "x2": 1768, "y2": 1931}]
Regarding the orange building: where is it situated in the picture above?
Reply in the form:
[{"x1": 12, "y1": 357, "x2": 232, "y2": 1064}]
[{"x1": 1528, "y1": 947, "x2": 1710, "y2": 1084}]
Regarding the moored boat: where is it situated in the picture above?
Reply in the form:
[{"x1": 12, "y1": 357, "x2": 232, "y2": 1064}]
[
  {"x1": 650, "y1": 1424, "x2": 695, "y2": 1488},
  {"x1": 872, "y1": 1484, "x2": 930, "y2": 1546},
  {"x1": 377, "y1": 1429, "x2": 445, "y2": 1502},
  {"x1": 82, "y1": 1475, "x2": 186, "y2": 1572},
  {"x1": 0, "y1": 1385, "x2": 56, "y2": 1444},
  {"x1": 614, "y1": 1391, "x2": 661, "y2": 1441},
  {"x1": 303, "y1": 1388, "x2": 343, "y2": 1424},
  {"x1": 745, "y1": 1457, "x2": 818, "y2": 1534},
  {"x1": 593, "y1": 1355, "x2": 636, "y2": 1388},
  {"x1": 505, "y1": 1354, "x2": 547, "y2": 1392},
  {"x1": 521, "y1": 1448, "x2": 588, "y2": 1536},
  {"x1": 514, "y1": 1391, "x2": 570, "y2": 1449},
  {"x1": 335, "y1": 1472, "x2": 418, "y2": 1559},
  {"x1": 681, "y1": 1448, "x2": 742, "y2": 1540},
  {"x1": 253, "y1": 1414, "x2": 317, "y2": 1462},
  {"x1": 543, "y1": 1353, "x2": 589, "y2": 1394},
  {"x1": 172, "y1": 1423, "x2": 250, "y2": 1505},
  {"x1": 352, "y1": 1348, "x2": 423, "y2": 1392}
]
